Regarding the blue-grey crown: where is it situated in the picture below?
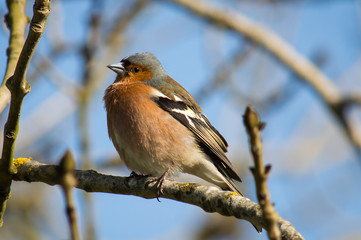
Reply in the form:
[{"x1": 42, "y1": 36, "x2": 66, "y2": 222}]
[{"x1": 123, "y1": 52, "x2": 168, "y2": 80}]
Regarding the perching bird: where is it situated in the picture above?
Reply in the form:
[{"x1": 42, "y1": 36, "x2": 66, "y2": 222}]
[{"x1": 104, "y1": 52, "x2": 242, "y2": 197}]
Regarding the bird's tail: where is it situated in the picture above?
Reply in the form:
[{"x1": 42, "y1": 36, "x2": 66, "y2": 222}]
[{"x1": 220, "y1": 175, "x2": 243, "y2": 196}]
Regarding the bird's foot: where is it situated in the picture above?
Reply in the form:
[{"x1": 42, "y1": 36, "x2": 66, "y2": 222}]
[{"x1": 146, "y1": 167, "x2": 172, "y2": 202}]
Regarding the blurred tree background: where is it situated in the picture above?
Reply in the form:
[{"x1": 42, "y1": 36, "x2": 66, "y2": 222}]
[{"x1": 1, "y1": 0, "x2": 361, "y2": 239}]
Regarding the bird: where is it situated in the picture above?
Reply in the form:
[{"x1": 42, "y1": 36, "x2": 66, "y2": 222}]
[{"x1": 104, "y1": 52, "x2": 242, "y2": 198}]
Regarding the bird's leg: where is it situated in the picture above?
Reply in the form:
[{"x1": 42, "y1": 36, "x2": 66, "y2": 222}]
[
  {"x1": 146, "y1": 166, "x2": 173, "y2": 201},
  {"x1": 156, "y1": 167, "x2": 172, "y2": 198}
]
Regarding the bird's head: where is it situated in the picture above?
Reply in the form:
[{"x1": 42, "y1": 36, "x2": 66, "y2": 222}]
[{"x1": 108, "y1": 52, "x2": 168, "y2": 83}]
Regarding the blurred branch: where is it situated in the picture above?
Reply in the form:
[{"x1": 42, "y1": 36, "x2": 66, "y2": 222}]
[
  {"x1": 0, "y1": 0, "x2": 51, "y2": 227},
  {"x1": 78, "y1": 0, "x2": 150, "y2": 167},
  {"x1": 195, "y1": 43, "x2": 255, "y2": 103},
  {"x1": 194, "y1": 214, "x2": 239, "y2": 240},
  {"x1": 59, "y1": 150, "x2": 80, "y2": 240},
  {"x1": 0, "y1": 0, "x2": 28, "y2": 114},
  {"x1": 77, "y1": 2, "x2": 149, "y2": 237},
  {"x1": 4, "y1": 183, "x2": 46, "y2": 240},
  {"x1": 13, "y1": 159, "x2": 304, "y2": 240},
  {"x1": 243, "y1": 105, "x2": 281, "y2": 240},
  {"x1": 4, "y1": 91, "x2": 76, "y2": 152},
  {"x1": 84, "y1": 0, "x2": 149, "y2": 98},
  {"x1": 78, "y1": 2, "x2": 103, "y2": 239},
  {"x1": 343, "y1": 92, "x2": 361, "y2": 106},
  {"x1": 166, "y1": 0, "x2": 361, "y2": 155},
  {"x1": 166, "y1": 0, "x2": 340, "y2": 103},
  {"x1": 32, "y1": 53, "x2": 82, "y2": 100}
]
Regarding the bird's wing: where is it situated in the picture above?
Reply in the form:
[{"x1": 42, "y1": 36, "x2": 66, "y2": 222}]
[{"x1": 148, "y1": 79, "x2": 241, "y2": 182}]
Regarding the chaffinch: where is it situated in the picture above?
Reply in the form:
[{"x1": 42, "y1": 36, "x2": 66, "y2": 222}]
[{"x1": 104, "y1": 52, "x2": 242, "y2": 197}]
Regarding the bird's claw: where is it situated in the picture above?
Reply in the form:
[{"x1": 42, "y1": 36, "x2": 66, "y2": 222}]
[
  {"x1": 155, "y1": 176, "x2": 166, "y2": 201},
  {"x1": 146, "y1": 167, "x2": 172, "y2": 202},
  {"x1": 146, "y1": 177, "x2": 165, "y2": 202}
]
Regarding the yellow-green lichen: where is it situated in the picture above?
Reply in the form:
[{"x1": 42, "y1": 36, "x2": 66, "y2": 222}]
[
  {"x1": 13, "y1": 157, "x2": 31, "y2": 168},
  {"x1": 179, "y1": 183, "x2": 200, "y2": 193},
  {"x1": 226, "y1": 192, "x2": 240, "y2": 198}
]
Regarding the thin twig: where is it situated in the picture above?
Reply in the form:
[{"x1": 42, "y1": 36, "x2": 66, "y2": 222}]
[
  {"x1": 0, "y1": 0, "x2": 51, "y2": 227},
  {"x1": 243, "y1": 105, "x2": 281, "y2": 240},
  {"x1": 84, "y1": 0, "x2": 150, "y2": 99},
  {"x1": 31, "y1": 51, "x2": 82, "y2": 100},
  {"x1": 0, "y1": 0, "x2": 28, "y2": 113},
  {"x1": 0, "y1": 0, "x2": 28, "y2": 226},
  {"x1": 59, "y1": 150, "x2": 80, "y2": 240},
  {"x1": 78, "y1": 3, "x2": 102, "y2": 239},
  {"x1": 195, "y1": 43, "x2": 255, "y2": 103},
  {"x1": 13, "y1": 159, "x2": 304, "y2": 240}
]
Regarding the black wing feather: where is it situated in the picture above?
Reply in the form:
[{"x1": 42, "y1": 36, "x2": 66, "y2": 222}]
[{"x1": 153, "y1": 96, "x2": 241, "y2": 182}]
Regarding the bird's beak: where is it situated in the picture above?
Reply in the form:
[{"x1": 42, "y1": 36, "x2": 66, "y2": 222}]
[{"x1": 107, "y1": 62, "x2": 125, "y2": 75}]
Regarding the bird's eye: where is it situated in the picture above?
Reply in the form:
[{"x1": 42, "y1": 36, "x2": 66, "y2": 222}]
[{"x1": 132, "y1": 67, "x2": 140, "y2": 73}]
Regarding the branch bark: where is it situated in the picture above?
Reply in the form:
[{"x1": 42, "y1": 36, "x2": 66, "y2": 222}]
[
  {"x1": 0, "y1": 0, "x2": 28, "y2": 113},
  {"x1": 0, "y1": 0, "x2": 51, "y2": 227},
  {"x1": 243, "y1": 105, "x2": 281, "y2": 240},
  {"x1": 59, "y1": 151, "x2": 80, "y2": 240},
  {"x1": 13, "y1": 159, "x2": 304, "y2": 240}
]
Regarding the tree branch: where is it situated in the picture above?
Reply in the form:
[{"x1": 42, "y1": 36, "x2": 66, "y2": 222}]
[
  {"x1": 83, "y1": 0, "x2": 150, "y2": 99},
  {"x1": 13, "y1": 159, "x2": 303, "y2": 240},
  {"x1": 59, "y1": 151, "x2": 80, "y2": 240},
  {"x1": 165, "y1": 0, "x2": 341, "y2": 103},
  {"x1": 0, "y1": 0, "x2": 51, "y2": 227},
  {"x1": 243, "y1": 105, "x2": 281, "y2": 240},
  {"x1": 195, "y1": 43, "x2": 255, "y2": 103},
  {"x1": 0, "y1": 0, "x2": 28, "y2": 113}
]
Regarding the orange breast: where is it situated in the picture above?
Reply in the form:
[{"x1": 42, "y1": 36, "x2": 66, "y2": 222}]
[{"x1": 104, "y1": 82, "x2": 195, "y2": 175}]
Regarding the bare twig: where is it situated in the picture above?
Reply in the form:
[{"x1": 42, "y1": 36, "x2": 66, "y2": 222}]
[
  {"x1": 59, "y1": 150, "x2": 80, "y2": 240},
  {"x1": 0, "y1": 0, "x2": 28, "y2": 113},
  {"x1": 243, "y1": 105, "x2": 281, "y2": 240},
  {"x1": 13, "y1": 159, "x2": 304, "y2": 240},
  {"x1": 32, "y1": 52, "x2": 82, "y2": 100},
  {"x1": 2, "y1": 91, "x2": 76, "y2": 152},
  {"x1": 195, "y1": 43, "x2": 255, "y2": 103},
  {"x1": 84, "y1": 0, "x2": 150, "y2": 99},
  {"x1": 0, "y1": 0, "x2": 51, "y2": 227},
  {"x1": 78, "y1": 3, "x2": 102, "y2": 239},
  {"x1": 165, "y1": 0, "x2": 361, "y2": 155}
]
